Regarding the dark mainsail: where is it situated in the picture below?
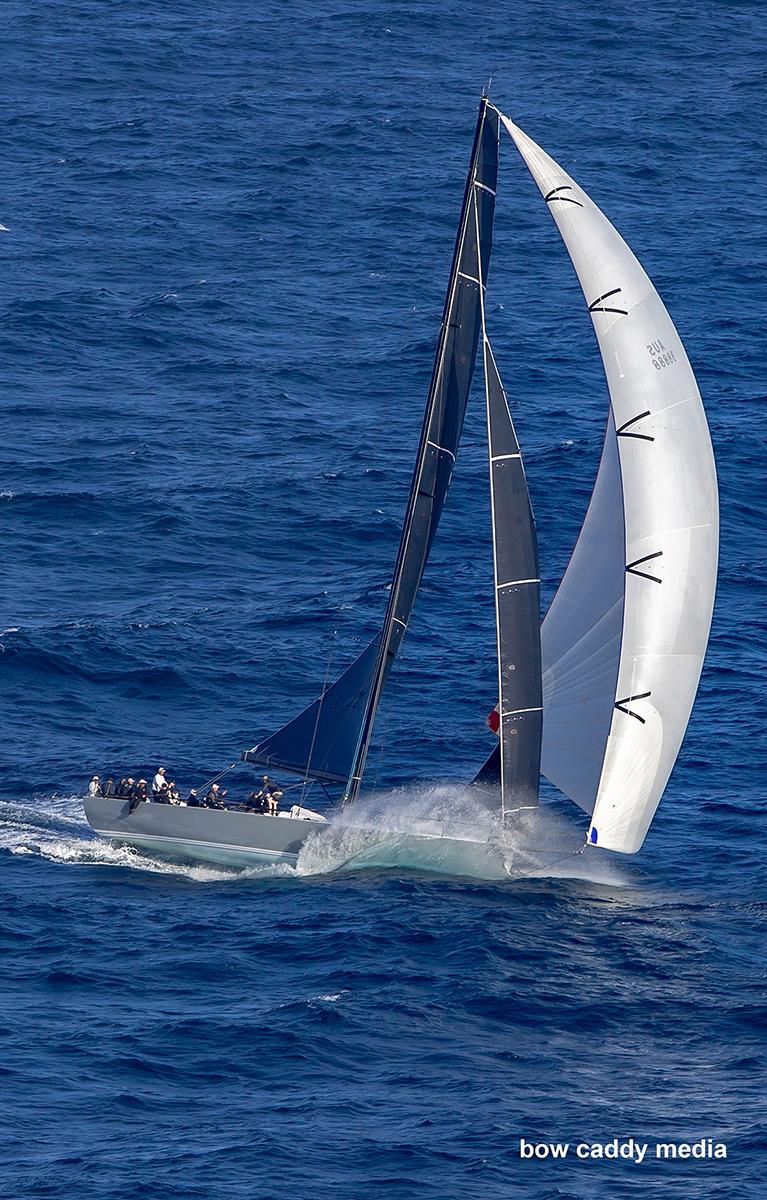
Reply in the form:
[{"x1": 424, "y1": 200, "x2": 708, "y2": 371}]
[
  {"x1": 243, "y1": 99, "x2": 500, "y2": 791},
  {"x1": 481, "y1": 338, "x2": 542, "y2": 813}
]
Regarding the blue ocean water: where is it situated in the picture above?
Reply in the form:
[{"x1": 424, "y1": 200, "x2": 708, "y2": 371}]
[{"x1": 1, "y1": 1, "x2": 765, "y2": 1196}]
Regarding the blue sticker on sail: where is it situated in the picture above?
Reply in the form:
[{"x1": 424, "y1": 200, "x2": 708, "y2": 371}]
[{"x1": 590, "y1": 827, "x2": 598, "y2": 844}]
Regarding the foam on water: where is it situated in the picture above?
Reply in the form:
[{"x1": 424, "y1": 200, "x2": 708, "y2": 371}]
[
  {"x1": 0, "y1": 796, "x2": 292, "y2": 883},
  {"x1": 296, "y1": 783, "x2": 631, "y2": 885}
]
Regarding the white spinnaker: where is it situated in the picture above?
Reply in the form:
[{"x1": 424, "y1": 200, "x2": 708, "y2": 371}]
[{"x1": 501, "y1": 114, "x2": 718, "y2": 854}]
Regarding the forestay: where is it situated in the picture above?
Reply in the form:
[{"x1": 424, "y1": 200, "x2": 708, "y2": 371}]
[{"x1": 500, "y1": 114, "x2": 718, "y2": 853}]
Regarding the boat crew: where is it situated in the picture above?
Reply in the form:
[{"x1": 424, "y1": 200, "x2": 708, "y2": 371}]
[
  {"x1": 88, "y1": 775, "x2": 101, "y2": 797},
  {"x1": 126, "y1": 779, "x2": 146, "y2": 813},
  {"x1": 152, "y1": 767, "x2": 168, "y2": 801},
  {"x1": 186, "y1": 789, "x2": 200, "y2": 807},
  {"x1": 103, "y1": 778, "x2": 114, "y2": 797},
  {"x1": 203, "y1": 784, "x2": 226, "y2": 809},
  {"x1": 258, "y1": 775, "x2": 284, "y2": 816},
  {"x1": 243, "y1": 790, "x2": 262, "y2": 813}
]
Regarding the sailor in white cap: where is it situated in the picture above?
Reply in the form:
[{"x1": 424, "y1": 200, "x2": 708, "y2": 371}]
[
  {"x1": 88, "y1": 775, "x2": 101, "y2": 797},
  {"x1": 152, "y1": 767, "x2": 167, "y2": 801}
]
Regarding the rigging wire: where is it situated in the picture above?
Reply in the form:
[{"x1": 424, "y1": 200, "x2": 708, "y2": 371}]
[
  {"x1": 300, "y1": 632, "x2": 337, "y2": 807},
  {"x1": 193, "y1": 761, "x2": 239, "y2": 797}
]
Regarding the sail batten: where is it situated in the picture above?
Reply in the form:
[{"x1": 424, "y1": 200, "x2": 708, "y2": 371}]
[{"x1": 499, "y1": 114, "x2": 718, "y2": 853}]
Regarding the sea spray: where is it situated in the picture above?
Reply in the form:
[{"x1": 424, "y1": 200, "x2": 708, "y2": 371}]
[
  {"x1": 295, "y1": 783, "x2": 601, "y2": 881},
  {"x1": 1, "y1": 792, "x2": 628, "y2": 887}
]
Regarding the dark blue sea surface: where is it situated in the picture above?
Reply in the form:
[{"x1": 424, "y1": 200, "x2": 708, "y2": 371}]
[{"x1": 1, "y1": 2, "x2": 765, "y2": 1197}]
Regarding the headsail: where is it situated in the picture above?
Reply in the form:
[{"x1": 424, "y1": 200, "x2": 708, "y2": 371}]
[
  {"x1": 242, "y1": 636, "x2": 380, "y2": 783},
  {"x1": 496, "y1": 114, "x2": 718, "y2": 853},
  {"x1": 474, "y1": 191, "x2": 542, "y2": 816},
  {"x1": 244, "y1": 100, "x2": 500, "y2": 790}
]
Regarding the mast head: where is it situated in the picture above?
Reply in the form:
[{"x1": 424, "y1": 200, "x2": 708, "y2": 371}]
[{"x1": 481, "y1": 72, "x2": 497, "y2": 100}]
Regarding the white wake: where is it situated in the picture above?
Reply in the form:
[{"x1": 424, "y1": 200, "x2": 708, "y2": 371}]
[{"x1": 0, "y1": 795, "x2": 292, "y2": 883}]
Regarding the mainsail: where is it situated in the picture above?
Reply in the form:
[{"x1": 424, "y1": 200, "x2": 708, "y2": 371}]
[
  {"x1": 474, "y1": 191, "x2": 542, "y2": 817},
  {"x1": 489, "y1": 114, "x2": 719, "y2": 854},
  {"x1": 243, "y1": 99, "x2": 500, "y2": 789}
]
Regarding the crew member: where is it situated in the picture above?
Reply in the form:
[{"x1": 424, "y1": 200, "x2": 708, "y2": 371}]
[
  {"x1": 103, "y1": 778, "x2": 114, "y2": 797},
  {"x1": 152, "y1": 767, "x2": 168, "y2": 801},
  {"x1": 186, "y1": 789, "x2": 200, "y2": 807},
  {"x1": 203, "y1": 784, "x2": 226, "y2": 809},
  {"x1": 88, "y1": 776, "x2": 101, "y2": 797},
  {"x1": 258, "y1": 775, "x2": 284, "y2": 817},
  {"x1": 127, "y1": 779, "x2": 147, "y2": 813}
]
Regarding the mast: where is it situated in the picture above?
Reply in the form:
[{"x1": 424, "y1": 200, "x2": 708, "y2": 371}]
[
  {"x1": 474, "y1": 187, "x2": 542, "y2": 820},
  {"x1": 344, "y1": 98, "x2": 500, "y2": 802}
]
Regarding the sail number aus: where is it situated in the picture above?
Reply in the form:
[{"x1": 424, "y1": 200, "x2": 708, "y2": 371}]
[{"x1": 647, "y1": 339, "x2": 677, "y2": 370}]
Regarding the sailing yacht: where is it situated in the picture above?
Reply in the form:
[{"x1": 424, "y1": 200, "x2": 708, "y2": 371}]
[{"x1": 85, "y1": 99, "x2": 718, "y2": 870}]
